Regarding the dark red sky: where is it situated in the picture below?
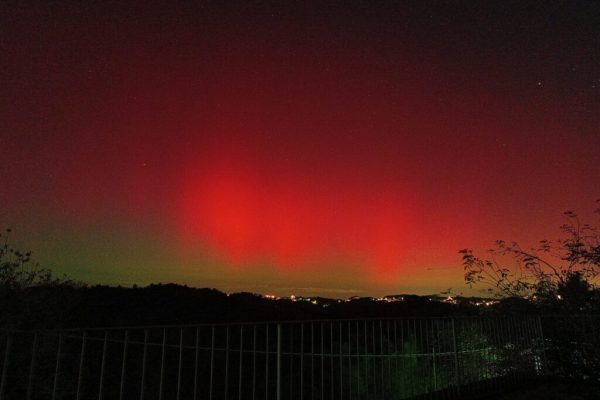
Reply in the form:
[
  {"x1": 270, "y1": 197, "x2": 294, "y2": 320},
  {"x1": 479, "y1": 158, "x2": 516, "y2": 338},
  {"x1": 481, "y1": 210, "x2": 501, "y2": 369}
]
[{"x1": 1, "y1": 1, "x2": 599, "y2": 296}]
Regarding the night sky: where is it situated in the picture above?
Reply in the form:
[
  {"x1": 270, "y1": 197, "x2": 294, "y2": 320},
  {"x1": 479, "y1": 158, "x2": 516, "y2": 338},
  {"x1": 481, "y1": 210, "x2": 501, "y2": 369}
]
[{"x1": 2, "y1": 1, "x2": 599, "y2": 297}]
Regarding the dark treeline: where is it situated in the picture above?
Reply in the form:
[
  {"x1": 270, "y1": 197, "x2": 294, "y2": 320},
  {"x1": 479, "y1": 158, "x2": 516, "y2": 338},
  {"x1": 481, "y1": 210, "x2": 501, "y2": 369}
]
[
  {"x1": 3, "y1": 279, "x2": 599, "y2": 330},
  {"x1": 0, "y1": 283, "x2": 494, "y2": 329}
]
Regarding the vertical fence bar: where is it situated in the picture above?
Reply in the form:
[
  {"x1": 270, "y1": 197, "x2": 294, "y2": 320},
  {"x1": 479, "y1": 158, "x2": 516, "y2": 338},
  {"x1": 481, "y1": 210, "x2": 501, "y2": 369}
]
[
  {"x1": 311, "y1": 323, "x2": 314, "y2": 400},
  {"x1": 276, "y1": 324, "x2": 281, "y2": 400},
  {"x1": 355, "y1": 321, "x2": 360, "y2": 400},
  {"x1": 0, "y1": 333, "x2": 12, "y2": 400},
  {"x1": 177, "y1": 328, "x2": 183, "y2": 400},
  {"x1": 321, "y1": 322, "x2": 324, "y2": 400},
  {"x1": 482, "y1": 317, "x2": 494, "y2": 387},
  {"x1": 493, "y1": 316, "x2": 502, "y2": 388},
  {"x1": 396, "y1": 320, "x2": 401, "y2": 400},
  {"x1": 474, "y1": 317, "x2": 480, "y2": 389},
  {"x1": 52, "y1": 333, "x2": 63, "y2": 400},
  {"x1": 491, "y1": 317, "x2": 499, "y2": 389},
  {"x1": 481, "y1": 317, "x2": 488, "y2": 392},
  {"x1": 300, "y1": 323, "x2": 304, "y2": 400},
  {"x1": 26, "y1": 332, "x2": 39, "y2": 400},
  {"x1": 379, "y1": 320, "x2": 384, "y2": 397},
  {"x1": 418, "y1": 318, "x2": 423, "y2": 397},
  {"x1": 98, "y1": 331, "x2": 108, "y2": 400},
  {"x1": 410, "y1": 319, "x2": 415, "y2": 397},
  {"x1": 525, "y1": 316, "x2": 536, "y2": 374},
  {"x1": 290, "y1": 325, "x2": 294, "y2": 400},
  {"x1": 513, "y1": 317, "x2": 522, "y2": 383},
  {"x1": 347, "y1": 321, "x2": 352, "y2": 400},
  {"x1": 421, "y1": 319, "x2": 427, "y2": 396},
  {"x1": 441, "y1": 319, "x2": 448, "y2": 399},
  {"x1": 536, "y1": 316, "x2": 547, "y2": 375},
  {"x1": 410, "y1": 319, "x2": 414, "y2": 397},
  {"x1": 330, "y1": 322, "x2": 334, "y2": 400},
  {"x1": 210, "y1": 326, "x2": 215, "y2": 400},
  {"x1": 494, "y1": 317, "x2": 506, "y2": 389},
  {"x1": 239, "y1": 326, "x2": 244, "y2": 400},
  {"x1": 140, "y1": 329, "x2": 148, "y2": 400},
  {"x1": 386, "y1": 320, "x2": 391, "y2": 396},
  {"x1": 481, "y1": 319, "x2": 489, "y2": 392},
  {"x1": 503, "y1": 316, "x2": 513, "y2": 386},
  {"x1": 120, "y1": 330, "x2": 129, "y2": 400},
  {"x1": 513, "y1": 316, "x2": 521, "y2": 385},
  {"x1": 480, "y1": 319, "x2": 487, "y2": 386},
  {"x1": 422, "y1": 319, "x2": 429, "y2": 397},
  {"x1": 520, "y1": 317, "x2": 529, "y2": 375},
  {"x1": 507, "y1": 316, "x2": 517, "y2": 387},
  {"x1": 363, "y1": 320, "x2": 368, "y2": 399},
  {"x1": 372, "y1": 321, "x2": 377, "y2": 398},
  {"x1": 451, "y1": 318, "x2": 460, "y2": 398},
  {"x1": 500, "y1": 317, "x2": 508, "y2": 390},
  {"x1": 339, "y1": 321, "x2": 343, "y2": 400},
  {"x1": 266, "y1": 325, "x2": 270, "y2": 400},
  {"x1": 76, "y1": 331, "x2": 87, "y2": 400},
  {"x1": 252, "y1": 325, "x2": 257, "y2": 400},
  {"x1": 225, "y1": 326, "x2": 230, "y2": 400},
  {"x1": 193, "y1": 328, "x2": 199, "y2": 400},
  {"x1": 158, "y1": 328, "x2": 167, "y2": 400},
  {"x1": 518, "y1": 316, "x2": 526, "y2": 381},
  {"x1": 469, "y1": 318, "x2": 476, "y2": 393},
  {"x1": 532, "y1": 315, "x2": 541, "y2": 374},
  {"x1": 487, "y1": 317, "x2": 499, "y2": 394},
  {"x1": 432, "y1": 320, "x2": 437, "y2": 393}
]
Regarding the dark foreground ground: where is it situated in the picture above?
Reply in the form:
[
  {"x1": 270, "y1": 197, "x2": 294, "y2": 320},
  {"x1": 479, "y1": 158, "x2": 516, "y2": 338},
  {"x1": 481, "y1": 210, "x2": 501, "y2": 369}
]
[{"x1": 485, "y1": 380, "x2": 600, "y2": 400}]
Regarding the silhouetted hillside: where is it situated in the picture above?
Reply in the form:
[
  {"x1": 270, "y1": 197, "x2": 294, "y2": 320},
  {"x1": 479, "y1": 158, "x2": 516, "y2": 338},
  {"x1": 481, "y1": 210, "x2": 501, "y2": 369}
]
[{"x1": 0, "y1": 283, "x2": 491, "y2": 329}]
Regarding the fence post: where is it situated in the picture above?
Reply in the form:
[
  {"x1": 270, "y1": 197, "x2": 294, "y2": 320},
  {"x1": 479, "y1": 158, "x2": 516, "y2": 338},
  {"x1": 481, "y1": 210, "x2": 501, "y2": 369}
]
[
  {"x1": 120, "y1": 330, "x2": 129, "y2": 400},
  {"x1": 0, "y1": 333, "x2": 12, "y2": 400},
  {"x1": 52, "y1": 333, "x2": 63, "y2": 400},
  {"x1": 536, "y1": 316, "x2": 547, "y2": 375},
  {"x1": 277, "y1": 324, "x2": 282, "y2": 400},
  {"x1": 432, "y1": 324, "x2": 437, "y2": 391},
  {"x1": 26, "y1": 332, "x2": 39, "y2": 400},
  {"x1": 451, "y1": 318, "x2": 461, "y2": 397},
  {"x1": 98, "y1": 331, "x2": 108, "y2": 400},
  {"x1": 76, "y1": 331, "x2": 87, "y2": 400}
]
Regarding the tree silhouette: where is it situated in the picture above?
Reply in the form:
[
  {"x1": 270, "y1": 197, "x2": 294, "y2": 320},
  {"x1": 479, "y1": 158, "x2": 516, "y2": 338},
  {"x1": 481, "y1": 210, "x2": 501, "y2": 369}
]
[
  {"x1": 459, "y1": 201, "x2": 600, "y2": 306},
  {"x1": 0, "y1": 228, "x2": 58, "y2": 289}
]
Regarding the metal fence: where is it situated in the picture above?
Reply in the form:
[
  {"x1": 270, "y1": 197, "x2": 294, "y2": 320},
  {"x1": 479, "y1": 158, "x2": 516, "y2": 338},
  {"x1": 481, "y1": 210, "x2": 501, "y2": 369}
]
[{"x1": 0, "y1": 316, "x2": 545, "y2": 400}]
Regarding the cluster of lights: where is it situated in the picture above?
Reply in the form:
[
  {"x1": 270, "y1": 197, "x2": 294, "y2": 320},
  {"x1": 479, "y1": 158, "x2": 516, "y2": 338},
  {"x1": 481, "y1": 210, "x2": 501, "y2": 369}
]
[
  {"x1": 474, "y1": 300, "x2": 499, "y2": 307},
  {"x1": 442, "y1": 296, "x2": 458, "y2": 304},
  {"x1": 262, "y1": 294, "x2": 321, "y2": 305},
  {"x1": 530, "y1": 294, "x2": 564, "y2": 302},
  {"x1": 374, "y1": 296, "x2": 404, "y2": 303},
  {"x1": 260, "y1": 293, "x2": 504, "y2": 308},
  {"x1": 293, "y1": 295, "x2": 319, "y2": 305}
]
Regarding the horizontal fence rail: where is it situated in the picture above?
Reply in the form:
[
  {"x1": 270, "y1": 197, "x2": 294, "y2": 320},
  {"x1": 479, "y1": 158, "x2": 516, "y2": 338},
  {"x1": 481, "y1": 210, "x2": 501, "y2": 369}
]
[{"x1": 0, "y1": 316, "x2": 546, "y2": 400}]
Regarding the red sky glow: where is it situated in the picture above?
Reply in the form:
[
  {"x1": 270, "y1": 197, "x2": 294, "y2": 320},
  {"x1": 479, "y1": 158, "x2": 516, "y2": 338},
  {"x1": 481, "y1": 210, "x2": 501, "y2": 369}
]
[{"x1": 1, "y1": 2, "x2": 599, "y2": 296}]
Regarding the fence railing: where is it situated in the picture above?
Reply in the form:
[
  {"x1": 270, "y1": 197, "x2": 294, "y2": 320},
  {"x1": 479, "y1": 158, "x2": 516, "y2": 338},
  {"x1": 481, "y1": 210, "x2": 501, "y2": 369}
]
[{"x1": 0, "y1": 316, "x2": 545, "y2": 400}]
